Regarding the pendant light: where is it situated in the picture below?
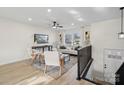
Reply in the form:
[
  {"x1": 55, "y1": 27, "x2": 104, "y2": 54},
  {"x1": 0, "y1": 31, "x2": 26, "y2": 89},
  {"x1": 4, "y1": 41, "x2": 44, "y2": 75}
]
[{"x1": 118, "y1": 7, "x2": 124, "y2": 39}]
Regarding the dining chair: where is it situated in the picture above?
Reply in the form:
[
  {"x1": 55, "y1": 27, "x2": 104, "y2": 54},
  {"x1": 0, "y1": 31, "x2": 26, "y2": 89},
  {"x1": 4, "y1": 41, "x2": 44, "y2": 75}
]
[
  {"x1": 27, "y1": 48, "x2": 38, "y2": 65},
  {"x1": 44, "y1": 51, "x2": 62, "y2": 76}
]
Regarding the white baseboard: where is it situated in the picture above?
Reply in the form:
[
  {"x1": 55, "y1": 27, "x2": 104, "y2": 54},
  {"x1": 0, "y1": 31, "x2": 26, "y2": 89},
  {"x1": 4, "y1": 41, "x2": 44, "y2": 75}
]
[{"x1": 0, "y1": 57, "x2": 31, "y2": 66}]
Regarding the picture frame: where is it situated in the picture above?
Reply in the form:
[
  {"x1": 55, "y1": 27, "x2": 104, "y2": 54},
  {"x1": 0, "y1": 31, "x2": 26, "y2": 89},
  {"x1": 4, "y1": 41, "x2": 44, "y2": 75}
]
[{"x1": 84, "y1": 31, "x2": 90, "y2": 41}]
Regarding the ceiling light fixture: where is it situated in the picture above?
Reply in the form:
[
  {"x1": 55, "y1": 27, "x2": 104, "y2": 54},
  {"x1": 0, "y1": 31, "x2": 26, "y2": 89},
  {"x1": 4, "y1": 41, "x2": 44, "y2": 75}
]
[
  {"x1": 48, "y1": 9, "x2": 52, "y2": 13},
  {"x1": 52, "y1": 21, "x2": 63, "y2": 29},
  {"x1": 118, "y1": 7, "x2": 124, "y2": 39},
  {"x1": 78, "y1": 18, "x2": 83, "y2": 21},
  {"x1": 71, "y1": 23, "x2": 74, "y2": 26},
  {"x1": 28, "y1": 18, "x2": 32, "y2": 21}
]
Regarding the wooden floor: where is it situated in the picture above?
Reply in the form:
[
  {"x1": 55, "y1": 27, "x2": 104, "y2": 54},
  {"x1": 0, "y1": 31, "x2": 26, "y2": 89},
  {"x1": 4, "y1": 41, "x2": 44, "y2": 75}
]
[
  {"x1": 49, "y1": 64, "x2": 94, "y2": 85},
  {"x1": 0, "y1": 59, "x2": 94, "y2": 85}
]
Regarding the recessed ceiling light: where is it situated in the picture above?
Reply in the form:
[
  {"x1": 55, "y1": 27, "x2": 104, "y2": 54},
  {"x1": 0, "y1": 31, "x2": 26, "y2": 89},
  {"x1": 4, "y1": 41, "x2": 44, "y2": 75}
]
[
  {"x1": 78, "y1": 18, "x2": 83, "y2": 21},
  {"x1": 71, "y1": 23, "x2": 74, "y2": 26},
  {"x1": 48, "y1": 9, "x2": 52, "y2": 13},
  {"x1": 69, "y1": 10, "x2": 78, "y2": 15},
  {"x1": 28, "y1": 18, "x2": 32, "y2": 21}
]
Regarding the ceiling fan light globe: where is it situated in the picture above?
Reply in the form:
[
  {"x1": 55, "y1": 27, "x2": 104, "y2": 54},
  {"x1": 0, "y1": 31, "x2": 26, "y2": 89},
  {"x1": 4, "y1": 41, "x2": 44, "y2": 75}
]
[
  {"x1": 118, "y1": 32, "x2": 124, "y2": 39},
  {"x1": 52, "y1": 26, "x2": 57, "y2": 29}
]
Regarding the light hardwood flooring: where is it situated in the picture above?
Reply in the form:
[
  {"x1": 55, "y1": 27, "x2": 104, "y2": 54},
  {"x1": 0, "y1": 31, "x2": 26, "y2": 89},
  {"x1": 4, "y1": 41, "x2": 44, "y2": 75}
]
[
  {"x1": 0, "y1": 59, "x2": 94, "y2": 85},
  {"x1": 49, "y1": 64, "x2": 94, "y2": 85}
]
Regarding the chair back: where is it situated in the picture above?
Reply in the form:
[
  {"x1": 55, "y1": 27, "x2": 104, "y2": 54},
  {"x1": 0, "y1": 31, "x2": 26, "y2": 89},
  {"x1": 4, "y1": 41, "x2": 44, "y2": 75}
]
[{"x1": 44, "y1": 51, "x2": 60, "y2": 66}]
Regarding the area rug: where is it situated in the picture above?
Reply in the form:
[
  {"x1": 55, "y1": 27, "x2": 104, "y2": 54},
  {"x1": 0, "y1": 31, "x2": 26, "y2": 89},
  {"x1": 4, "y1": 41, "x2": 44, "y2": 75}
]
[
  {"x1": 17, "y1": 56, "x2": 77, "y2": 85},
  {"x1": 33, "y1": 56, "x2": 77, "y2": 79}
]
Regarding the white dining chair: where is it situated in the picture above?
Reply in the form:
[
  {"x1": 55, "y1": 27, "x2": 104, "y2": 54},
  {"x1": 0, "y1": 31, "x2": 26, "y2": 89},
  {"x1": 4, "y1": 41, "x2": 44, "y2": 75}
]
[{"x1": 44, "y1": 51, "x2": 62, "y2": 76}]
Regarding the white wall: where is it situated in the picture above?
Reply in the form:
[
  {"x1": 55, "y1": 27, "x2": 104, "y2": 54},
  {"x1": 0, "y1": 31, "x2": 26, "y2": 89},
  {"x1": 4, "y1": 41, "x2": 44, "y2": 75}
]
[
  {"x1": 0, "y1": 18, "x2": 56, "y2": 65},
  {"x1": 91, "y1": 18, "x2": 124, "y2": 80}
]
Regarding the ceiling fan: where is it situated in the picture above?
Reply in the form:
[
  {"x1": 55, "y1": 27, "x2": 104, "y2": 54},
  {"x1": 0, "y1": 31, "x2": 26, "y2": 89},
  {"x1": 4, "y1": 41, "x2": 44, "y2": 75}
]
[{"x1": 52, "y1": 21, "x2": 63, "y2": 29}]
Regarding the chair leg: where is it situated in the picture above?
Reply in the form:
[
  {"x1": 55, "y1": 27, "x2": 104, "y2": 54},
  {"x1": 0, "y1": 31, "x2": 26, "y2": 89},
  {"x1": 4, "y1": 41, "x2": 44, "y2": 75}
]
[
  {"x1": 39, "y1": 54, "x2": 45, "y2": 64},
  {"x1": 59, "y1": 66, "x2": 62, "y2": 76},
  {"x1": 44, "y1": 65, "x2": 47, "y2": 75},
  {"x1": 39, "y1": 54, "x2": 42, "y2": 64},
  {"x1": 31, "y1": 54, "x2": 37, "y2": 65}
]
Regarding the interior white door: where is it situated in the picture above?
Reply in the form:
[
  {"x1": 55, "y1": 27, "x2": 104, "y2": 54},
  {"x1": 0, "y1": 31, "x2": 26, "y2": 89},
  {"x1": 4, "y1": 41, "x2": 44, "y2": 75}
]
[{"x1": 104, "y1": 49, "x2": 124, "y2": 84}]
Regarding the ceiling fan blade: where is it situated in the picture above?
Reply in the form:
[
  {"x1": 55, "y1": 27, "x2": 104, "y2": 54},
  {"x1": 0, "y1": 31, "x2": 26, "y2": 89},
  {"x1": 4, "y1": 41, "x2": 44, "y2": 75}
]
[{"x1": 56, "y1": 23, "x2": 63, "y2": 28}]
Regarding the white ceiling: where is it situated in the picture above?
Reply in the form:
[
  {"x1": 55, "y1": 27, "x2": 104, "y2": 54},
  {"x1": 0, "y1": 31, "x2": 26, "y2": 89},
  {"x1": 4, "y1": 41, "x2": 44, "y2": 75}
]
[{"x1": 0, "y1": 7, "x2": 120, "y2": 28}]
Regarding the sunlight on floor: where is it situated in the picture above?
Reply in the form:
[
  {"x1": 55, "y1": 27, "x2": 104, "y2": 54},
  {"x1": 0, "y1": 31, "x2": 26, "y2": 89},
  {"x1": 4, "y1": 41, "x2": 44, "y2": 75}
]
[{"x1": 17, "y1": 73, "x2": 54, "y2": 85}]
